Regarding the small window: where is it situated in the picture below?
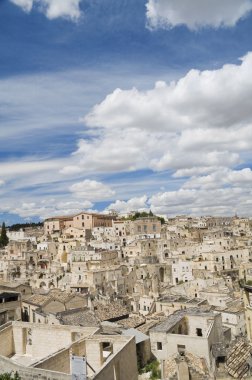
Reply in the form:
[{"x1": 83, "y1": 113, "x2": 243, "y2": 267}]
[
  {"x1": 177, "y1": 344, "x2": 185, "y2": 356},
  {"x1": 157, "y1": 342, "x2": 162, "y2": 350},
  {"x1": 196, "y1": 328, "x2": 203, "y2": 337}
]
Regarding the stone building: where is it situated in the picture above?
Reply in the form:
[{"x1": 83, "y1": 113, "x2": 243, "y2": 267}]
[
  {"x1": 126, "y1": 217, "x2": 161, "y2": 237},
  {"x1": 0, "y1": 321, "x2": 138, "y2": 380},
  {"x1": 0, "y1": 291, "x2": 21, "y2": 325},
  {"x1": 149, "y1": 308, "x2": 227, "y2": 374}
]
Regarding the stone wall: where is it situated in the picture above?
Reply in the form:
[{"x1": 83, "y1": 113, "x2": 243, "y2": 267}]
[
  {"x1": 0, "y1": 324, "x2": 14, "y2": 357},
  {"x1": 35, "y1": 347, "x2": 71, "y2": 374},
  {"x1": 0, "y1": 355, "x2": 70, "y2": 380},
  {"x1": 94, "y1": 337, "x2": 138, "y2": 380}
]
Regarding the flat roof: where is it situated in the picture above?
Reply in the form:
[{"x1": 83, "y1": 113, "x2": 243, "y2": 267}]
[{"x1": 150, "y1": 308, "x2": 215, "y2": 333}]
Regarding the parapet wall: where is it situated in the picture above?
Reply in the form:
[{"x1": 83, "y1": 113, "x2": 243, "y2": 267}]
[{"x1": 0, "y1": 355, "x2": 70, "y2": 380}]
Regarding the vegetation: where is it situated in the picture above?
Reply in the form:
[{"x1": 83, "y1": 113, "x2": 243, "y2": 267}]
[
  {"x1": 8, "y1": 222, "x2": 43, "y2": 231},
  {"x1": 0, "y1": 372, "x2": 21, "y2": 380},
  {"x1": 138, "y1": 359, "x2": 161, "y2": 380},
  {"x1": 122, "y1": 210, "x2": 166, "y2": 225},
  {"x1": 0, "y1": 222, "x2": 9, "y2": 247}
]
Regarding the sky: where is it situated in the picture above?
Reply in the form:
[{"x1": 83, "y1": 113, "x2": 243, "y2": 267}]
[{"x1": 1, "y1": 0, "x2": 252, "y2": 224}]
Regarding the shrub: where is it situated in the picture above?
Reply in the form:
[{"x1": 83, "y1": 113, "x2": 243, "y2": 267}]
[{"x1": 0, "y1": 372, "x2": 21, "y2": 380}]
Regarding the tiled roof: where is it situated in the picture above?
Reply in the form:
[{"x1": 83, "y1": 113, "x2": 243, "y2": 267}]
[
  {"x1": 93, "y1": 301, "x2": 129, "y2": 321},
  {"x1": 117, "y1": 315, "x2": 145, "y2": 329},
  {"x1": 24, "y1": 289, "x2": 82, "y2": 306},
  {"x1": 57, "y1": 308, "x2": 100, "y2": 327},
  {"x1": 226, "y1": 339, "x2": 252, "y2": 379},
  {"x1": 24, "y1": 294, "x2": 51, "y2": 306}
]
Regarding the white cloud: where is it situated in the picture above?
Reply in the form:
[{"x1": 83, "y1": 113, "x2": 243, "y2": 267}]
[
  {"x1": 10, "y1": 0, "x2": 82, "y2": 21},
  {"x1": 146, "y1": 0, "x2": 252, "y2": 30},
  {"x1": 107, "y1": 195, "x2": 149, "y2": 214},
  {"x1": 0, "y1": 160, "x2": 61, "y2": 178},
  {"x1": 149, "y1": 186, "x2": 252, "y2": 217},
  {"x1": 41, "y1": 0, "x2": 82, "y2": 21},
  {"x1": 85, "y1": 55, "x2": 252, "y2": 134},
  {"x1": 2, "y1": 55, "x2": 252, "y2": 219},
  {"x1": 70, "y1": 179, "x2": 115, "y2": 201},
  {"x1": 10, "y1": 0, "x2": 33, "y2": 12},
  {"x1": 183, "y1": 168, "x2": 252, "y2": 190},
  {"x1": 82, "y1": 53, "x2": 252, "y2": 175},
  {"x1": 10, "y1": 199, "x2": 93, "y2": 219}
]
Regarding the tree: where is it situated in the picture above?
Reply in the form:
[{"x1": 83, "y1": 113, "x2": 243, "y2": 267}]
[
  {"x1": 0, "y1": 222, "x2": 9, "y2": 247},
  {"x1": 0, "y1": 372, "x2": 21, "y2": 380}
]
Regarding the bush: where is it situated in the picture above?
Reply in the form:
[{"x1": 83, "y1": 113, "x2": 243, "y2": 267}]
[
  {"x1": 140, "y1": 360, "x2": 161, "y2": 380},
  {"x1": 0, "y1": 372, "x2": 21, "y2": 380}
]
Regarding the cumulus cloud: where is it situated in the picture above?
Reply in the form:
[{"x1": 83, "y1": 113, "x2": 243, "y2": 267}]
[
  {"x1": 70, "y1": 179, "x2": 115, "y2": 201},
  {"x1": 10, "y1": 0, "x2": 82, "y2": 21},
  {"x1": 146, "y1": 0, "x2": 252, "y2": 30},
  {"x1": 149, "y1": 186, "x2": 252, "y2": 217},
  {"x1": 4, "y1": 198, "x2": 94, "y2": 219},
  {"x1": 183, "y1": 168, "x2": 252, "y2": 190},
  {"x1": 105, "y1": 173, "x2": 252, "y2": 216},
  {"x1": 81, "y1": 53, "x2": 252, "y2": 176},
  {"x1": 85, "y1": 55, "x2": 252, "y2": 133},
  {"x1": 107, "y1": 195, "x2": 149, "y2": 214}
]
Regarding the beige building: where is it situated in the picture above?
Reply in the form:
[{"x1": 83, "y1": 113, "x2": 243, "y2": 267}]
[
  {"x1": 127, "y1": 217, "x2": 161, "y2": 237},
  {"x1": 0, "y1": 321, "x2": 138, "y2": 380},
  {"x1": 0, "y1": 291, "x2": 21, "y2": 325},
  {"x1": 150, "y1": 308, "x2": 226, "y2": 373},
  {"x1": 22, "y1": 290, "x2": 87, "y2": 322},
  {"x1": 73, "y1": 212, "x2": 114, "y2": 230},
  {"x1": 44, "y1": 215, "x2": 74, "y2": 235}
]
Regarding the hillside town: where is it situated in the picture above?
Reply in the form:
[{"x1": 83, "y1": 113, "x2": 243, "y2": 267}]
[{"x1": 0, "y1": 212, "x2": 252, "y2": 379}]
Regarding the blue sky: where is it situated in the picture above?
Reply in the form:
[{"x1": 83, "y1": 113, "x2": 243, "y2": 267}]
[{"x1": 1, "y1": 0, "x2": 252, "y2": 224}]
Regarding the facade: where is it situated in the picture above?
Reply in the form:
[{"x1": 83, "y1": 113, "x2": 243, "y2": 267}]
[
  {"x1": 149, "y1": 308, "x2": 226, "y2": 373},
  {"x1": 127, "y1": 217, "x2": 161, "y2": 237},
  {"x1": 0, "y1": 321, "x2": 138, "y2": 380},
  {"x1": 0, "y1": 291, "x2": 21, "y2": 325}
]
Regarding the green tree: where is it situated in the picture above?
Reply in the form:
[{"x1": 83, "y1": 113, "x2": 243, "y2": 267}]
[
  {"x1": 0, "y1": 222, "x2": 9, "y2": 247},
  {"x1": 0, "y1": 372, "x2": 21, "y2": 380}
]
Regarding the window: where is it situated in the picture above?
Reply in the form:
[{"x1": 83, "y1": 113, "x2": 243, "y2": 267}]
[
  {"x1": 157, "y1": 342, "x2": 162, "y2": 350},
  {"x1": 177, "y1": 344, "x2": 185, "y2": 356},
  {"x1": 196, "y1": 328, "x2": 203, "y2": 337}
]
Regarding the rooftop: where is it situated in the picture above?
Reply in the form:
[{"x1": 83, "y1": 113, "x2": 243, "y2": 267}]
[
  {"x1": 226, "y1": 339, "x2": 252, "y2": 378},
  {"x1": 93, "y1": 301, "x2": 129, "y2": 322},
  {"x1": 56, "y1": 308, "x2": 100, "y2": 327},
  {"x1": 150, "y1": 307, "x2": 214, "y2": 333}
]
